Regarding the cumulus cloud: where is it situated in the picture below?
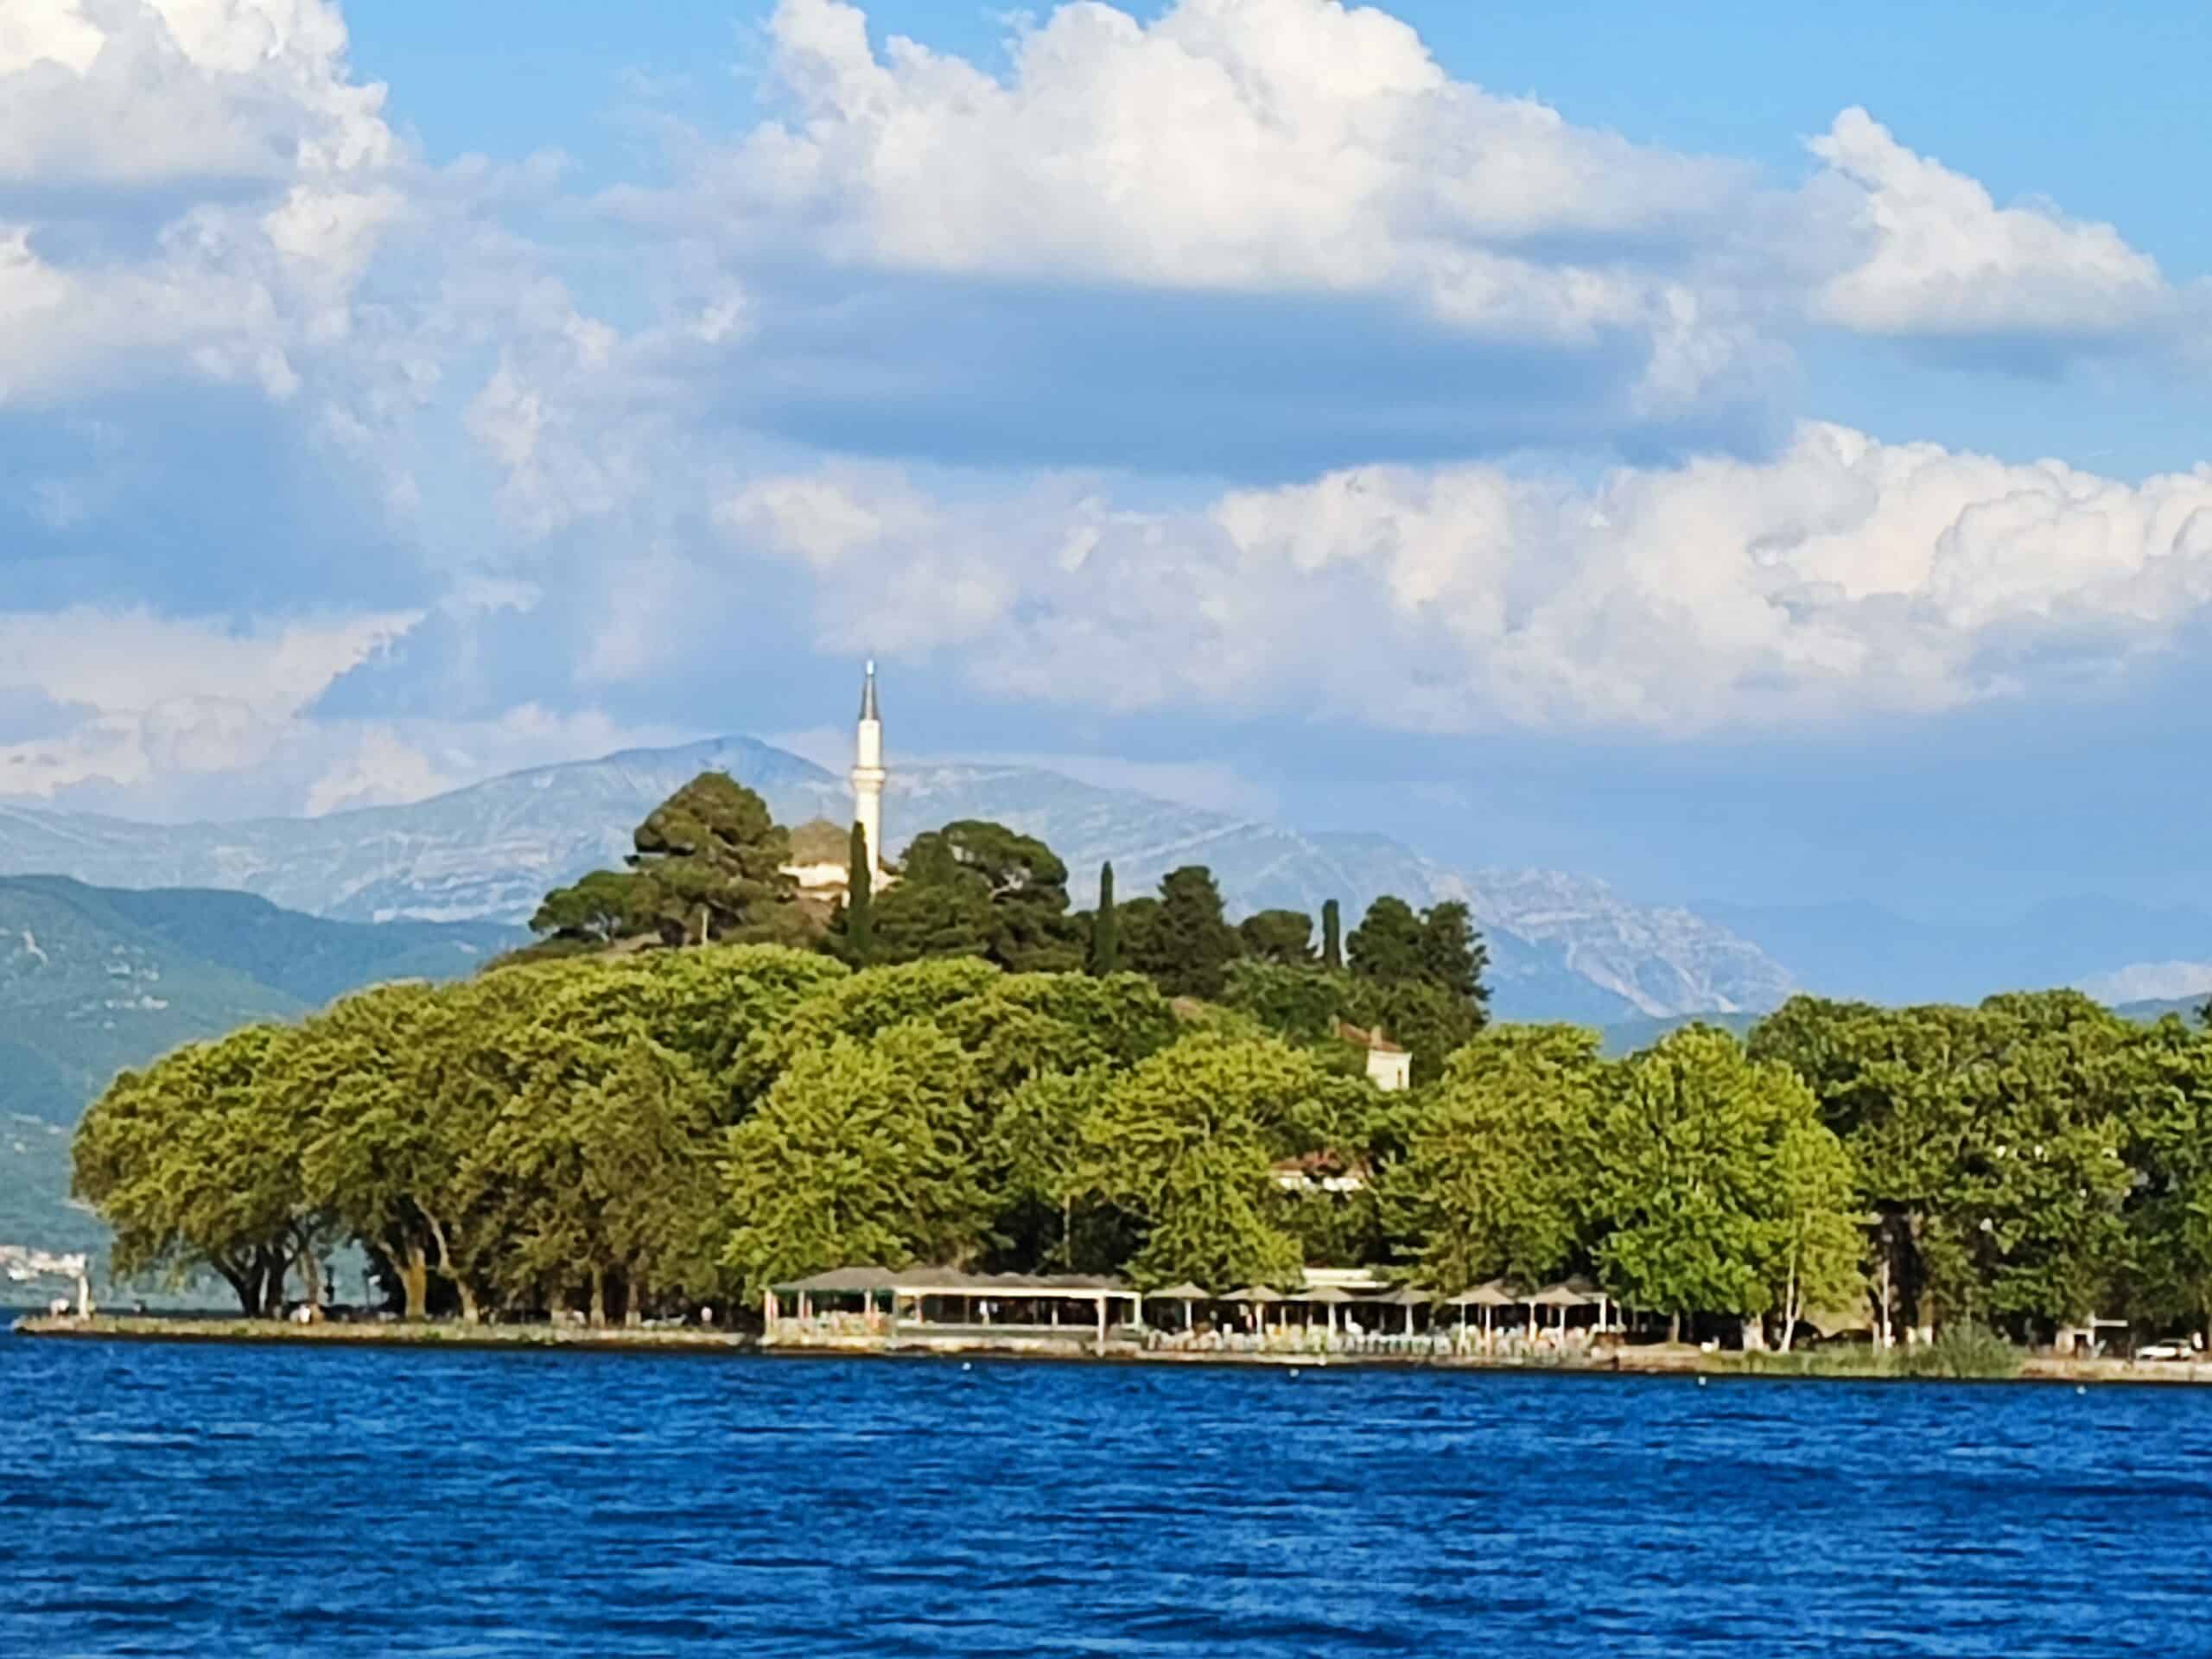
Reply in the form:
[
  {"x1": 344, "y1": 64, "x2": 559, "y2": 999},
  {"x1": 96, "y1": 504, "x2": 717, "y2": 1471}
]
[
  {"x1": 729, "y1": 423, "x2": 2212, "y2": 734},
  {"x1": 0, "y1": 606, "x2": 419, "y2": 798},
  {"x1": 0, "y1": 0, "x2": 404, "y2": 409},
  {"x1": 1808, "y1": 107, "x2": 2175, "y2": 349},
  {"x1": 590, "y1": 0, "x2": 1793, "y2": 471}
]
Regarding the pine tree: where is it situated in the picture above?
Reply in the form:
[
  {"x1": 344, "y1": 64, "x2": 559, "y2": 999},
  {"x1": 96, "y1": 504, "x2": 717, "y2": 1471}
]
[
  {"x1": 1090, "y1": 861, "x2": 1119, "y2": 976},
  {"x1": 1321, "y1": 899, "x2": 1343, "y2": 970},
  {"x1": 846, "y1": 820, "x2": 874, "y2": 964}
]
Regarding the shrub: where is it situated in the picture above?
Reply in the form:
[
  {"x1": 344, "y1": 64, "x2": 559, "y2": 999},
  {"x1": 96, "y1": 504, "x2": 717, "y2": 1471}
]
[{"x1": 1896, "y1": 1322, "x2": 2022, "y2": 1381}]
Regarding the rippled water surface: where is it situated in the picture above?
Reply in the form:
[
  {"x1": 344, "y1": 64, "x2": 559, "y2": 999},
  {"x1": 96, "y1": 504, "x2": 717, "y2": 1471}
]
[{"x1": 4, "y1": 1334, "x2": 2210, "y2": 1656}]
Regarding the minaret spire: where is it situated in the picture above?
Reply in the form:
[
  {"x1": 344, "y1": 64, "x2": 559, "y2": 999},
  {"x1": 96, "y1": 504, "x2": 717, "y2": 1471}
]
[{"x1": 851, "y1": 658, "x2": 886, "y2": 881}]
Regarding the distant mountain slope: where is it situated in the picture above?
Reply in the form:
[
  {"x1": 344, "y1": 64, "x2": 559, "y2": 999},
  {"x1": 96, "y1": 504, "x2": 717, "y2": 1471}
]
[
  {"x1": 0, "y1": 878, "x2": 518, "y2": 1259},
  {"x1": 0, "y1": 876, "x2": 518, "y2": 1128},
  {"x1": 0, "y1": 740, "x2": 1794, "y2": 1024}
]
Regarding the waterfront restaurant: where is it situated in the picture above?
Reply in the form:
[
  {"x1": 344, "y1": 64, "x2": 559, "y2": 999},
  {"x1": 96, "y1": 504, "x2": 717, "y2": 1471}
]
[{"x1": 766, "y1": 1267, "x2": 1622, "y2": 1357}]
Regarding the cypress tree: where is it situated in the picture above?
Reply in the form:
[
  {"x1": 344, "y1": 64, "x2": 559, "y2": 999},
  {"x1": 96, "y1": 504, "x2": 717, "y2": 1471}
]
[
  {"x1": 1321, "y1": 898, "x2": 1343, "y2": 970},
  {"x1": 846, "y1": 820, "x2": 874, "y2": 963},
  {"x1": 1090, "y1": 861, "x2": 1119, "y2": 975}
]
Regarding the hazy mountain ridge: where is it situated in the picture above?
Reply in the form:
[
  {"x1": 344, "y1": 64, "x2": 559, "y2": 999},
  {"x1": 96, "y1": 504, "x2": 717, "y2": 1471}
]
[
  {"x1": 0, "y1": 877, "x2": 517, "y2": 1258},
  {"x1": 0, "y1": 739, "x2": 1793, "y2": 1023}
]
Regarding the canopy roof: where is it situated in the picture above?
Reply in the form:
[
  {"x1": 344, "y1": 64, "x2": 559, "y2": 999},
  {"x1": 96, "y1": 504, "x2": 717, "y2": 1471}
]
[
  {"x1": 1290, "y1": 1285, "x2": 1357, "y2": 1304},
  {"x1": 1223, "y1": 1286, "x2": 1286, "y2": 1303},
  {"x1": 1148, "y1": 1282, "x2": 1212, "y2": 1300},
  {"x1": 1375, "y1": 1286, "x2": 1433, "y2": 1306},
  {"x1": 1529, "y1": 1282, "x2": 1591, "y2": 1307},
  {"x1": 774, "y1": 1265, "x2": 1130, "y2": 1294},
  {"x1": 773, "y1": 1266, "x2": 899, "y2": 1294},
  {"x1": 1446, "y1": 1281, "x2": 1517, "y2": 1307}
]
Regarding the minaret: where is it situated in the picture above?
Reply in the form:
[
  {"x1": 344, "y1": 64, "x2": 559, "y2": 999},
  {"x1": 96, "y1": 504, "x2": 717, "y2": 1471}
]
[{"x1": 851, "y1": 660, "x2": 885, "y2": 880}]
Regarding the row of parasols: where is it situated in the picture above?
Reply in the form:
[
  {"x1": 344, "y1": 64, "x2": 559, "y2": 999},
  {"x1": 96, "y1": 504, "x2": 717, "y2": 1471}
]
[
  {"x1": 767, "y1": 1264, "x2": 1615, "y2": 1338},
  {"x1": 1141, "y1": 1277, "x2": 1615, "y2": 1338}
]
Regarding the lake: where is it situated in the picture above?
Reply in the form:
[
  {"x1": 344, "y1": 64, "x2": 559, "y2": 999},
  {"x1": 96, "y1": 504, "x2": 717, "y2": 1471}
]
[{"x1": 3, "y1": 1333, "x2": 2208, "y2": 1656}]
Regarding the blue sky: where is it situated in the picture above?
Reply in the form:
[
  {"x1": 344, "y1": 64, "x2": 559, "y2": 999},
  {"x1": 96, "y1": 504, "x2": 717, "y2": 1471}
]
[{"x1": 5, "y1": 0, "x2": 2212, "y2": 927}]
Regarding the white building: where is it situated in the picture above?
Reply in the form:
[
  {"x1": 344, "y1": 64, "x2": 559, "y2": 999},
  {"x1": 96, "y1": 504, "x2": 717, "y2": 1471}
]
[{"x1": 785, "y1": 661, "x2": 889, "y2": 903}]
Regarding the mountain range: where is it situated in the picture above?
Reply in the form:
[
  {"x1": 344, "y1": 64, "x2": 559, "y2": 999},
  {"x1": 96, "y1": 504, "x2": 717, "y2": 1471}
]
[
  {"x1": 0, "y1": 876, "x2": 513, "y2": 1259},
  {"x1": 0, "y1": 737, "x2": 1796, "y2": 1026}
]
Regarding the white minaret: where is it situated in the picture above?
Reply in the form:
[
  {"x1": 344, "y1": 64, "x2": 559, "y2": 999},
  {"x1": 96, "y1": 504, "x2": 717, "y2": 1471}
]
[{"x1": 851, "y1": 659, "x2": 885, "y2": 879}]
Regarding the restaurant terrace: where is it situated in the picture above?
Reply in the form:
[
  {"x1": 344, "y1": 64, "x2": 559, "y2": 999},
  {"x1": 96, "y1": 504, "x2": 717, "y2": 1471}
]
[{"x1": 765, "y1": 1268, "x2": 1624, "y2": 1357}]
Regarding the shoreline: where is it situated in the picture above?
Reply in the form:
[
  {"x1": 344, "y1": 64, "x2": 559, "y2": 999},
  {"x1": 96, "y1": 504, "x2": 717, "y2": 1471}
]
[{"x1": 15, "y1": 1314, "x2": 2212, "y2": 1385}]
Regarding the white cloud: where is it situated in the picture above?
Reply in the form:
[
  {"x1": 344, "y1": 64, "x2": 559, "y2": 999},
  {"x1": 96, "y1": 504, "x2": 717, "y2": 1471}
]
[
  {"x1": 2075, "y1": 962, "x2": 2212, "y2": 1005},
  {"x1": 731, "y1": 423, "x2": 2212, "y2": 734},
  {"x1": 0, "y1": 0, "x2": 404, "y2": 408},
  {"x1": 1808, "y1": 108, "x2": 2173, "y2": 345},
  {"x1": 302, "y1": 705, "x2": 695, "y2": 817},
  {"x1": 0, "y1": 0, "x2": 394, "y2": 188},
  {"x1": 0, "y1": 607, "x2": 420, "y2": 798}
]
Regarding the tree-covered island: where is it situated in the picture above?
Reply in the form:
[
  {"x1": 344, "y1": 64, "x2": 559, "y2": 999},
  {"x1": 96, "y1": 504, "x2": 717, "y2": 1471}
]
[{"x1": 69, "y1": 772, "x2": 2212, "y2": 1357}]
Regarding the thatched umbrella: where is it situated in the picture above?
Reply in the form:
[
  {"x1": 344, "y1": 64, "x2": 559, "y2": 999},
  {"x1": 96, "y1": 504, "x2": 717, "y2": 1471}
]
[
  {"x1": 1446, "y1": 1280, "x2": 1516, "y2": 1348},
  {"x1": 1292, "y1": 1283, "x2": 1357, "y2": 1338},
  {"x1": 1151, "y1": 1281, "x2": 1211, "y2": 1332},
  {"x1": 1562, "y1": 1274, "x2": 1612, "y2": 1332},
  {"x1": 1223, "y1": 1285, "x2": 1285, "y2": 1337},
  {"x1": 1530, "y1": 1281, "x2": 1591, "y2": 1338},
  {"x1": 1374, "y1": 1284, "x2": 1432, "y2": 1336}
]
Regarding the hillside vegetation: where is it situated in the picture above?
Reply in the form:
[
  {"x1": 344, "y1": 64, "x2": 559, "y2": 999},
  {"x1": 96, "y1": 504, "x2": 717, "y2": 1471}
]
[
  {"x1": 0, "y1": 877, "x2": 518, "y2": 1253},
  {"x1": 70, "y1": 772, "x2": 2212, "y2": 1353}
]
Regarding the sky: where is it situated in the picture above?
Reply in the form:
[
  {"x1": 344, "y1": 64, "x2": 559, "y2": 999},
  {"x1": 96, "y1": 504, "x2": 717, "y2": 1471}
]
[{"x1": 4, "y1": 0, "x2": 2212, "y2": 925}]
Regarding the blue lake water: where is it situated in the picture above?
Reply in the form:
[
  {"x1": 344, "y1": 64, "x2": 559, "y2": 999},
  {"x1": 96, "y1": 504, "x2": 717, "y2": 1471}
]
[{"x1": 3, "y1": 1334, "x2": 2209, "y2": 1656}]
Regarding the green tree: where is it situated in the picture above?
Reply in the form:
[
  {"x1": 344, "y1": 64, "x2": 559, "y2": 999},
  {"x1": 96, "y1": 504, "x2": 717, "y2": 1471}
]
[
  {"x1": 843, "y1": 820, "x2": 874, "y2": 964},
  {"x1": 278, "y1": 983, "x2": 458, "y2": 1319},
  {"x1": 73, "y1": 1026, "x2": 327, "y2": 1317},
  {"x1": 529, "y1": 868, "x2": 645, "y2": 949},
  {"x1": 1131, "y1": 866, "x2": 1242, "y2": 1000},
  {"x1": 1753, "y1": 991, "x2": 2136, "y2": 1342},
  {"x1": 626, "y1": 772, "x2": 800, "y2": 947},
  {"x1": 873, "y1": 820, "x2": 1080, "y2": 973},
  {"x1": 1221, "y1": 959, "x2": 1352, "y2": 1045},
  {"x1": 1072, "y1": 1034, "x2": 1320, "y2": 1290},
  {"x1": 723, "y1": 1019, "x2": 991, "y2": 1294},
  {"x1": 1591, "y1": 1026, "x2": 1859, "y2": 1344},
  {"x1": 1346, "y1": 896, "x2": 1426, "y2": 982},
  {"x1": 1417, "y1": 900, "x2": 1491, "y2": 1012},
  {"x1": 1386, "y1": 1026, "x2": 1608, "y2": 1294},
  {"x1": 1321, "y1": 899, "x2": 1343, "y2": 970},
  {"x1": 2122, "y1": 1020, "x2": 2212, "y2": 1345},
  {"x1": 1238, "y1": 909, "x2": 1316, "y2": 964},
  {"x1": 1089, "y1": 862, "x2": 1119, "y2": 976}
]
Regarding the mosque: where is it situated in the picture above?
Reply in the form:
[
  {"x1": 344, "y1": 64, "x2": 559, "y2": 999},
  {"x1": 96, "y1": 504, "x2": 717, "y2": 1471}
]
[
  {"x1": 774, "y1": 659, "x2": 1411, "y2": 1099},
  {"x1": 782, "y1": 661, "x2": 888, "y2": 904}
]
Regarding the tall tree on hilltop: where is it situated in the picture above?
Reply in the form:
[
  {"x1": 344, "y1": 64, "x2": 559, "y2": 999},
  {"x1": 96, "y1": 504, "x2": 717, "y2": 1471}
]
[
  {"x1": 1347, "y1": 895, "x2": 1426, "y2": 983},
  {"x1": 627, "y1": 772, "x2": 798, "y2": 946},
  {"x1": 1417, "y1": 900, "x2": 1490, "y2": 1013},
  {"x1": 529, "y1": 868, "x2": 645, "y2": 950},
  {"x1": 1131, "y1": 866, "x2": 1243, "y2": 1001},
  {"x1": 844, "y1": 821, "x2": 874, "y2": 964},
  {"x1": 525, "y1": 772, "x2": 799, "y2": 955},
  {"x1": 1321, "y1": 899, "x2": 1343, "y2": 970},
  {"x1": 1089, "y1": 861, "x2": 1119, "y2": 976},
  {"x1": 871, "y1": 819, "x2": 1082, "y2": 973},
  {"x1": 1238, "y1": 908, "x2": 1316, "y2": 964}
]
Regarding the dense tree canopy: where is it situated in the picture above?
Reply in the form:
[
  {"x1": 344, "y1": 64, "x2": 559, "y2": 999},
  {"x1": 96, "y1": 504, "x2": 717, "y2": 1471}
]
[
  {"x1": 73, "y1": 770, "x2": 2212, "y2": 1355},
  {"x1": 872, "y1": 820, "x2": 1082, "y2": 974}
]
